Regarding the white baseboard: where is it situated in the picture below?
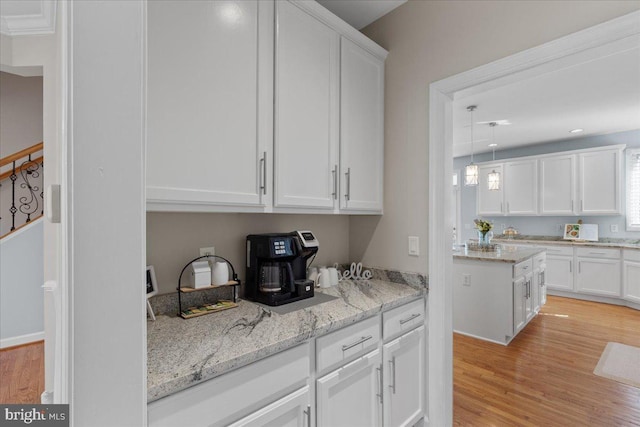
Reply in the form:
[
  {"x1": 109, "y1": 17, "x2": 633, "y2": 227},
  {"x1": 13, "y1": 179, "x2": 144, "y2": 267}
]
[{"x1": 0, "y1": 331, "x2": 44, "y2": 349}]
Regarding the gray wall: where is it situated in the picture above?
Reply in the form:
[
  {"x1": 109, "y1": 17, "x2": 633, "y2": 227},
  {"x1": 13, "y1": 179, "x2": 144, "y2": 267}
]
[
  {"x1": 354, "y1": 1, "x2": 640, "y2": 274},
  {"x1": 453, "y1": 130, "x2": 640, "y2": 241},
  {"x1": 147, "y1": 213, "x2": 350, "y2": 295},
  {"x1": 0, "y1": 220, "x2": 43, "y2": 344}
]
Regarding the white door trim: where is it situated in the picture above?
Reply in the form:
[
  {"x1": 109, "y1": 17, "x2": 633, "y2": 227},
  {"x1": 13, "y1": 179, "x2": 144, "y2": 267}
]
[{"x1": 427, "y1": 10, "x2": 640, "y2": 426}]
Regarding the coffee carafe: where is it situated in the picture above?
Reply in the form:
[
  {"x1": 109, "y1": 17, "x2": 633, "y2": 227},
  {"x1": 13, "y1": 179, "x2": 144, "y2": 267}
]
[
  {"x1": 259, "y1": 261, "x2": 294, "y2": 293},
  {"x1": 246, "y1": 231, "x2": 319, "y2": 306}
]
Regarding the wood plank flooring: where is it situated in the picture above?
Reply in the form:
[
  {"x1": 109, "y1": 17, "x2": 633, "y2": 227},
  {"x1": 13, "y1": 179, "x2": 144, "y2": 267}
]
[
  {"x1": 0, "y1": 341, "x2": 44, "y2": 404},
  {"x1": 454, "y1": 296, "x2": 640, "y2": 426}
]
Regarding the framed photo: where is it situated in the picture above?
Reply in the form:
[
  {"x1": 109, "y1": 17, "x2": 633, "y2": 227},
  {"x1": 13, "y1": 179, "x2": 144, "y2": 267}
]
[{"x1": 146, "y1": 265, "x2": 158, "y2": 299}]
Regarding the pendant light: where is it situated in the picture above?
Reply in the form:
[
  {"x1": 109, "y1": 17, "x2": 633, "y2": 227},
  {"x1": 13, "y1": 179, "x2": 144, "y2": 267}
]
[
  {"x1": 487, "y1": 122, "x2": 501, "y2": 191},
  {"x1": 464, "y1": 105, "x2": 478, "y2": 186}
]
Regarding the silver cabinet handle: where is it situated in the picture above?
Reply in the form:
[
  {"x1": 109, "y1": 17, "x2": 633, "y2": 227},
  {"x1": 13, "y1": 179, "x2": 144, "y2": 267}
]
[
  {"x1": 332, "y1": 165, "x2": 338, "y2": 200},
  {"x1": 376, "y1": 365, "x2": 383, "y2": 404},
  {"x1": 571, "y1": 200, "x2": 574, "y2": 211},
  {"x1": 507, "y1": 202, "x2": 510, "y2": 213},
  {"x1": 399, "y1": 313, "x2": 421, "y2": 325},
  {"x1": 304, "y1": 405, "x2": 311, "y2": 427},
  {"x1": 500, "y1": 202, "x2": 503, "y2": 213},
  {"x1": 522, "y1": 265, "x2": 529, "y2": 270},
  {"x1": 569, "y1": 261, "x2": 572, "y2": 273},
  {"x1": 259, "y1": 152, "x2": 267, "y2": 195},
  {"x1": 589, "y1": 251, "x2": 607, "y2": 255},
  {"x1": 389, "y1": 356, "x2": 397, "y2": 394},
  {"x1": 345, "y1": 167, "x2": 351, "y2": 201},
  {"x1": 342, "y1": 335, "x2": 372, "y2": 352},
  {"x1": 578, "y1": 261, "x2": 581, "y2": 274},
  {"x1": 541, "y1": 271, "x2": 545, "y2": 285}
]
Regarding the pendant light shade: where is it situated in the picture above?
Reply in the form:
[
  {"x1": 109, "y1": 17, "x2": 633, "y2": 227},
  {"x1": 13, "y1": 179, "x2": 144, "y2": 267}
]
[
  {"x1": 464, "y1": 105, "x2": 478, "y2": 186},
  {"x1": 465, "y1": 164, "x2": 479, "y2": 186},
  {"x1": 487, "y1": 122, "x2": 501, "y2": 191}
]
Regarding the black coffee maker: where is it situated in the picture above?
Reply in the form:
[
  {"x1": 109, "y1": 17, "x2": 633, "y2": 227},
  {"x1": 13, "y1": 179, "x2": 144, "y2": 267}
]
[{"x1": 245, "y1": 231, "x2": 318, "y2": 306}]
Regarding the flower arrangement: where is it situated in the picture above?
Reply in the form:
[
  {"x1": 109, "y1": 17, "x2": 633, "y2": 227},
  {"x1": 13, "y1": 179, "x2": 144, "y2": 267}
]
[{"x1": 474, "y1": 219, "x2": 493, "y2": 237}]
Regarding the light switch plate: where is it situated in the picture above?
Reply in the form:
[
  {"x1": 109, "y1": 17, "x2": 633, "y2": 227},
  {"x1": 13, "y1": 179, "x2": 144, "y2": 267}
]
[
  {"x1": 200, "y1": 246, "x2": 215, "y2": 257},
  {"x1": 408, "y1": 236, "x2": 419, "y2": 256},
  {"x1": 610, "y1": 224, "x2": 619, "y2": 233},
  {"x1": 463, "y1": 274, "x2": 471, "y2": 286}
]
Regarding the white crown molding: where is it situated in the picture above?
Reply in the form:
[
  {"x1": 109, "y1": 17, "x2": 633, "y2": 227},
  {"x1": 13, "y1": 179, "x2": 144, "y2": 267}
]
[{"x1": 1, "y1": 0, "x2": 57, "y2": 36}]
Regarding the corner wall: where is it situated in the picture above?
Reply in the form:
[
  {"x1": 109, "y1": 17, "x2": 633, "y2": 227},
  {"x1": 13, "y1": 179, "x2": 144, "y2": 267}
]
[{"x1": 354, "y1": 0, "x2": 640, "y2": 274}]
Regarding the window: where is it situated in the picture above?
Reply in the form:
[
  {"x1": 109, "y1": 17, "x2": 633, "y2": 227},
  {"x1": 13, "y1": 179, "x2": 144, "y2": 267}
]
[{"x1": 627, "y1": 148, "x2": 640, "y2": 231}]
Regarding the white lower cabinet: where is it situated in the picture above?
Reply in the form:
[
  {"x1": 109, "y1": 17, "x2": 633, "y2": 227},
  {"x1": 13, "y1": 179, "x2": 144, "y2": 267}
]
[
  {"x1": 575, "y1": 247, "x2": 621, "y2": 297},
  {"x1": 513, "y1": 275, "x2": 527, "y2": 335},
  {"x1": 316, "y1": 349, "x2": 382, "y2": 427},
  {"x1": 382, "y1": 325, "x2": 425, "y2": 427},
  {"x1": 623, "y1": 250, "x2": 640, "y2": 304},
  {"x1": 544, "y1": 246, "x2": 575, "y2": 292},
  {"x1": 229, "y1": 386, "x2": 311, "y2": 427}
]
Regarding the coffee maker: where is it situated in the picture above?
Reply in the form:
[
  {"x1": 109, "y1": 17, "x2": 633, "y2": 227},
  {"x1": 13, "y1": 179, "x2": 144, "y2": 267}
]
[{"x1": 245, "y1": 231, "x2": 319, "y2": 306}]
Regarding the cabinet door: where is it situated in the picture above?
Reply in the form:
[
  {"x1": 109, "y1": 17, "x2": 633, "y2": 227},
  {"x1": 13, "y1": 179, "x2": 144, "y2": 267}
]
[
  {"x1": 545, "y1": 255, "x2": 574, "y2": 291},
  {"x1": 524, "y1": 274, "x2": 535, "y2": 322},
  {"x1": 274, "y1": 1, "x2": 339, "y2": 209},
  {"x1": 504, "y1": 159, "x2": 537, "y2": 215},
  {"x1": 578, "y1": 149, "x2": 622, "y2": 215},
  {"x1": 576, "y1": 257, "x2": 621, "y2": 297},
  {"x1": 477, "y1": 164, "x2": 504, "y2": 215},
  {"x1": 228, "y1": 386, "x2": 310, "y2": 427},
  {"x1": 539, "y1": 155, "x2": 576, "y2": 215},
  {"x1": 147, "y1": 1, "x2": 272, "y2": 209},
  {"x1": 317, "y1": 349, "x2": 382, "y2": 427},
  {"x1": 538, "y1": 267, "x2": 547, "y2": 307},
  {"x1": 513, "y1": 276, "x2": 526, "y2": 334},
  {"x1": 383, "y1": 326, "x2": 425, "y2": 427},
  {"x1": 531, "y1": 269, "x2": 541, "y2": 314},
  {"x1": 623, "y1": 260, "x2": 640, "y2": 304},
  {"x1": 340, "y1": 37, "x2": 384, "y2": 212}
]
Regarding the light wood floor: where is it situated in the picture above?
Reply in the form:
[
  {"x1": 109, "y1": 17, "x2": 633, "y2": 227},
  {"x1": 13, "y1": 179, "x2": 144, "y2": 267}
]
[
  {"x1": 0, "y1": 340, "x2": 44, "y2": 404},
  {"x1": 454, "y1": 296, "x2": 640, "y2": 426}
]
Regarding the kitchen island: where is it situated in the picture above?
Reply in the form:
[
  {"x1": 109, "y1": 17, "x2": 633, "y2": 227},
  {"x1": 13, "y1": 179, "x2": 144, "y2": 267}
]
[{"x1": 453, "y1": 246, "x2": 546, "y2": 345}]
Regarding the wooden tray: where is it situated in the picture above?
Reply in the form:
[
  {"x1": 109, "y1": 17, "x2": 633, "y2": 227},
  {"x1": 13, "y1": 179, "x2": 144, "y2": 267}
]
[
  {"x1": 179, "y1": 281, "x2": 239, "y2": 293},
  {"x1": 179, "y1": 300, "x2": 238, "y2": 319}
]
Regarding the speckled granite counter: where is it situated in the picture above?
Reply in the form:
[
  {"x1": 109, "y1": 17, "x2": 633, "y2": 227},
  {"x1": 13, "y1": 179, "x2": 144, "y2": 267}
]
[
  {"x1": 147, "y1": 279, "x2": 425, "y2": 402},
  {"x1": 493, "y1": 235, "x2": 640, "y2": 250},
  {"x1": 453, "y1": 247, "x2": 544, "y2": 263}
]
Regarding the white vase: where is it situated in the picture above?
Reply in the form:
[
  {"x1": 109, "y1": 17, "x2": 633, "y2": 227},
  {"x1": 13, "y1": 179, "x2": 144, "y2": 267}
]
[{"x1": 211, "y1": 261, "x2": 229, "y2": 286}]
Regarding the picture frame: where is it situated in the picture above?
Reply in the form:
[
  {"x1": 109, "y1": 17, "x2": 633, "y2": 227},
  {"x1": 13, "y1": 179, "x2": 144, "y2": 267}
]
[
  {"x1": 146, "y1": 265, "x2": 158, "y2": 321},
  {"x1": 146, "y1": 265, "x2": 158, "y2": 298}
]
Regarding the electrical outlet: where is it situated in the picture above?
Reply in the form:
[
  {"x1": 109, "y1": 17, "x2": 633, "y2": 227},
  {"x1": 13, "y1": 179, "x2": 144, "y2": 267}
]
[
  {"x1": 610, "y1": 224, "x2": 619, "y2": 233},
  {"x1": 463, "y1": 274, "x2": 471, "y2": 286},
  {"x1": 200, "y1": 246, "x2": 215, "y2": 257}
]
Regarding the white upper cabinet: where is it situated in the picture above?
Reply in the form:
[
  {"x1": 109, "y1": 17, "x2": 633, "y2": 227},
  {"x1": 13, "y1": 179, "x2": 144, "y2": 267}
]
[
  {"x1": 476, "y1": 145, "x2": 624, "y2": 217},
  {"x1": 539, "y1": 155, "x2": 575, "y2": 215},
  {"x1": 147, "y1": 0, "x2": 273, "y2": 211},
  {"x1": 477, "y1": 164, "x2": 504, "y2": 216},
  {"x1": 578, "y1": 148, "x2": 623, "y2": 215},
  {"x1": 340, "y1": 37, "x2": 385, "y2": 213},
  {"x1": 504, "y1": 159, "x2": 537, "y2": 215},
  {"x1": 274, "y1": 1, "x2": 339, "y2": 209}
]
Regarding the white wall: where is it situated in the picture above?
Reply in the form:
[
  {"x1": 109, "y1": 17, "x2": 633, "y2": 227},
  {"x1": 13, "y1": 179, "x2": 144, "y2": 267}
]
[
  {"x1": 353, "y1": 0, "x2": 640, "y2": 275},
  {"x1": 0, "y1": 219, "x2": 43, "y2": 347}
]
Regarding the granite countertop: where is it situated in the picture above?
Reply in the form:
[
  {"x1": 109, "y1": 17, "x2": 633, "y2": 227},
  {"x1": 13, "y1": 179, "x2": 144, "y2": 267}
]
[
  {"x1": 493, "y1": 235, "x2": 640, "y2": 250},
  {"x1": 453, "y1": 247, "x2": 545, "y2": 263},
  {"x1": 147, "y1": 279, "x2": 425, "y2": 402}
]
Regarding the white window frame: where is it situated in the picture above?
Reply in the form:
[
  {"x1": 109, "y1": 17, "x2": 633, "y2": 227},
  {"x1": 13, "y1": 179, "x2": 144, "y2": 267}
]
[{"x1": 626, "y1": 148, "x2": 640, "y2": 231}]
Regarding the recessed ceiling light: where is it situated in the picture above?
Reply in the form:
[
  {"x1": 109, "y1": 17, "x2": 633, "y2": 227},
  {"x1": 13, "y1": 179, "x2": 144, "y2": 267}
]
[
  {"x1": 488, "y1": 143, "x2": 498, "y2": 147},
  {"x1": 570, "y1": 128, "x2": 584, "y2": 133}
]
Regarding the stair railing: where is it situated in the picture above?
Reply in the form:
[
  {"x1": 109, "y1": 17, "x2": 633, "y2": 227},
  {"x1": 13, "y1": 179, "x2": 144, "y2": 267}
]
[{"x1": 0, "y1": 141, "x2": 44, "y2": 238}]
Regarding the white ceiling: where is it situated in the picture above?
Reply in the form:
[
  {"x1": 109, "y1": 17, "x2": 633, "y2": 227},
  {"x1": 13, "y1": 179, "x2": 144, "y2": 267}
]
[
  {"x1": 317, "y1": 0, "x2": 407, "y2": 30},
  {"x1": 453, "y1": 47, "x2": 640, "y2": 158}
]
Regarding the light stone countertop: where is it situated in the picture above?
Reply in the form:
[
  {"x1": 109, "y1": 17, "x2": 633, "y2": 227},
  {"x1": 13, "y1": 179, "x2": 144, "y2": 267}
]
[
  {"x1": 492, "y1": 235, "x2": 640, "y2": 250},
  {"x1": 147, "y1": 279, "x2": 425, "y2": 402},
  {"x1": 453, "y1": 247, "x2": 545, "y2": 263}
]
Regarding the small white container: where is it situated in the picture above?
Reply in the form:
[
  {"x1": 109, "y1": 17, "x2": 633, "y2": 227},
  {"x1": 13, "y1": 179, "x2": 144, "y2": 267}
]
[
  {"x1": 189, "y1": 261, "x2": 211, "y2": 289},
  {"x1": 211, "y1": 261, "x2": 229, "y2": 286}
]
